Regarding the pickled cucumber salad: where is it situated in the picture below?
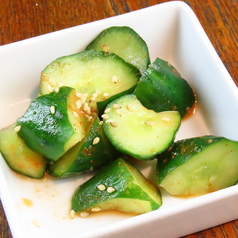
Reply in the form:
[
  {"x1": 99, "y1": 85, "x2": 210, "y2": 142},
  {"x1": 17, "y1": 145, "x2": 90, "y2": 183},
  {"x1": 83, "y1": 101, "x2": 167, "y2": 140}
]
[{"x1": 1, "y1": 26, "x2": 238, "y2": 218}]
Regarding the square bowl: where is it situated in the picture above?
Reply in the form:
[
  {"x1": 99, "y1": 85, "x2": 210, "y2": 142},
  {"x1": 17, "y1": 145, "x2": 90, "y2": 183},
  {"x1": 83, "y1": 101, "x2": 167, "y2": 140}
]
[{"x1": 1, "y1": 1, "x2": 238, "y2": 238}]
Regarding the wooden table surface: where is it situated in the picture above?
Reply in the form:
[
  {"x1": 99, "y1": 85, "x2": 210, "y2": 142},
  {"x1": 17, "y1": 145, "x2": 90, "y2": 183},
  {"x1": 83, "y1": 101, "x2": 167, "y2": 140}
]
[{"x1": 0, "y1": 0, "x2": 237, "y2": 237}]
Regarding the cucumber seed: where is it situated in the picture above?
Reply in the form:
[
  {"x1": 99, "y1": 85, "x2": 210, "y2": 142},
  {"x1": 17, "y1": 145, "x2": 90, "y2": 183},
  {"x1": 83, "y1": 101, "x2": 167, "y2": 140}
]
[
  {"x1": 104, "y1": 108, "x2": 111, "y2": 113},
  {"x1": 110, "y1": 122, "x2": 118, "y2": 127},
  {"x1": 101, "y1": 114, "x2": 109, "y2": 119},
  {"x1": 145, "y1": 121, "x2": 155, "y2": 126},
  {"x1": 112, "y1": 104, "x2": 121, "y2": 109},
  {"x1": 111, "y1": 75, "x2": 118, "y2": 84}
]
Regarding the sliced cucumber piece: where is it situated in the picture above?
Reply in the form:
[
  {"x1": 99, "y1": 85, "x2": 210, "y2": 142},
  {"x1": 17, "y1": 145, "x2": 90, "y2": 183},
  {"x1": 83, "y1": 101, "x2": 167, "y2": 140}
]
[
  {"x1": 0, "y1": 124, "x2": 47, "y2": 179},
  {"x1": 86, "y1": 26, "x2": 150, "y2": 74},
  {"x1": 156, "y1": 135, "x2": 238, "y2": 196},
  {"x1": 96, "y1": 84, "x2": 136, "y2": 117},
  {"x1": 17, "y1": 86, "x2": 86, "y2": 162},
  {"x1": 71, "y1": 157, "x2": 162, "y2": 215},
  {"x1": 133, "y1": 58, "x2": 195, "y2": 118},
  {"x1": 49, "y1": 117, "x2": 119, "y2": 177},
  {"x1": 40, "y1": 50, "x2": 140, "y2": 109},
  {"x1": 102, "y1": 94, "x2": 181, "y2": 160}
]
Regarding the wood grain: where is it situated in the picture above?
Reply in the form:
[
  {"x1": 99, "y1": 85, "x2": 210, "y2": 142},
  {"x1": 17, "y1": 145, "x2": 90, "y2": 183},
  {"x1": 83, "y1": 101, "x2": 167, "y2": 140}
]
[{"x1": 0, "y1": 0, "x2": 237, "y2": 237}]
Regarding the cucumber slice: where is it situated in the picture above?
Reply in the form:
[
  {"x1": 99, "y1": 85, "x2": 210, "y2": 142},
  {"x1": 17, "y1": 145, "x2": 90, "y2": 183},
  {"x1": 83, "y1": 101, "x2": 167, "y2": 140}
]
[
  {"x1": 71, "y1": 157, "x2": 162, "y2": 215},
  {"x1": 40, "y1": 50, "x2": 140, "y2": 109},
  {"x1": 49, "y1": 117, "x2": 119, "y2": 177},
  {"x1": 17, "y1": 86, "x2": 86, "y2": 162},
  {"x1": 133, "y1": 58, "x2": 195, "y2": 118},
  {"x1": 96, "y1": 84, "x2": 136, "y2": 117},
  {"x1": 156, "y1": 135, "x2": 238, "y2": 196},
  {"x1": 102, "y1": 94, "x2": 181, "y2": 160},
  {"x1": 0, "y1": 124, "x2": 47, "y2": 179},
  {"x1": 86, "y1": 26, "x2": 150, "y2": 74}
]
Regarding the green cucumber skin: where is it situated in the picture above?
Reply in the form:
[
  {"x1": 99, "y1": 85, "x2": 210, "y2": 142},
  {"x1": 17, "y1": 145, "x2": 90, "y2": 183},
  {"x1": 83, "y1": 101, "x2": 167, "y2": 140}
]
[
  {"x1": 49, "y1": 117, "x2": 119, "y2": 177},
  {"x1": 133, "y1": 58, "x2": 195, "y2": 118},
  {"x1": 157, "y1": 135, "x2": 222, "y2": 183},
  {"x1": 71, "y1": 157, "x2": 162, "y2": 214},
  {"x1": 156, "y1": 135, "x2": 238, "y2": 195},
  {"x1": 0, "y1": 124, "x2": 47, "y2": 179},
  {"x1": 85, "y1": 26, "x2": 150, "y2": 74},
  {"x1": 40, "y1": 50, "x2": 140, "y2": 99},
  {"x1": 17, "y1": 87, "x2": 82, "y2": 162}
]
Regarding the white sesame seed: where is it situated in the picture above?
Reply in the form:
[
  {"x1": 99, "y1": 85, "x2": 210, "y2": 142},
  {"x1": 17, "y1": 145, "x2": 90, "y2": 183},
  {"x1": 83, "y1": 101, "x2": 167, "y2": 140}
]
[
  {"x1": 107, "y1": 187, "x2": 116, "y2": 193},
  {"x1": 83, "y1": 103, "x2": 91, "y2": 114},
  {"x1": 97, "y1": 184, "x2": 106, "y2": 191},
  {"x1": 99, "y1": 121, "x2": 103, "y2": 125},
  {"x1": 73, "y1": 111, "x2": 79, "y2": 117},
  {"x1": 69, "y1": 210, "x2": 75, "y2": 219},
  {"x1": 14, "y1": 125, "x2": 21, "y2": 133},
  {"x1": 75, "y1": 92, "x2": 82, "y2": 98},
  {"x1": 87, "y1": 116, "x2": 93, "y2": 121},
  {"x1": 91, "y1": 207, "x2": 101, "y2": 212},
  {"x1": 92, "y1": 93, "x2": 98, "y2": 98},
  {"x1": 80, "y1": 212, "x2": 90, "y2": 218},
  {"x1": 110, "y1": 122, "x2": 118, "y2": 127},
  {"x1": 32, "y1": 219, "x2": 40, "y2": 227},
  {"x1": 50, "y1": 105, "x2": 55, "y2": 114},
  {"x1": 101, "y1": 114, "x2": 109, "y2": 119},
  {"x1": 89, "y1": 97, "x2": 96, "y2": 102},
  {"x1": 47, "y1": 84, "x2": 53, "y2": 93},
  {"x1": 104, "y1": 108, "x2": 111, "y2": 113},
  {"x1": 145, "y1": 121, "x2": 155, "y2": 126},
  {"x1": 75, "y1": 99, "x2": 82, "y2": 109},
  {"x1": 112, "y1": 104, "x2": 121, "y2": 109},
  {"x1": 92, "y1": 137, "x2": 100, "y2": 145},
  {"x1": 54, "y1": 87, "x2": 59, "y2": 93}
]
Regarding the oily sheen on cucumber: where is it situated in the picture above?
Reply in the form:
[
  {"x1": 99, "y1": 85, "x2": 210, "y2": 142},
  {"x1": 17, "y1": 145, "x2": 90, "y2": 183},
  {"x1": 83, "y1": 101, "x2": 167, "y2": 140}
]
[
  {"x1": 71, "y1": 157, "x2": 162, "y2": 215},
  {"x1": 40, "y1": 50, "x2": 140, "y2": 108},
  {"x1": 49, "y1": 117, "x2": 119, "y2": 177},
  {"x1": 156, "y1": 135, "x2": 238, "y2": 196},
  {"x1": 102, "y1": 94, "x2": 181, "y2": 160},
  {"x1": 0, "y1": 124, "x2": 47, "y2": 179},
  {"x1": 133, "y1": 58, "x2": 195, "y2": 118},
  {"x1": 16, "y1": 86, "x2": 86, "y2": 162},
  {"x1": 85, "y1": 26, "x2": 150, "y2": 74}
]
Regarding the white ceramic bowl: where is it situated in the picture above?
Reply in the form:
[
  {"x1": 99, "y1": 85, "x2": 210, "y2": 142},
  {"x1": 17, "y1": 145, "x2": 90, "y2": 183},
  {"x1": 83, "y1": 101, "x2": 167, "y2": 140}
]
[{"x1": 1, "y1": 2, "x2": 238, "y2": 238}]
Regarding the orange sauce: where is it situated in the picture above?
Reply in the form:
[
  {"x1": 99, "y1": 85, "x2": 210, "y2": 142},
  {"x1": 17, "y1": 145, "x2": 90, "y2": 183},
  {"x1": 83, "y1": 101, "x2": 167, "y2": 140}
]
[
  {"x1": 182, "y1": 100, "x2": 197, "y2": 121},
  {"x1": 22, "y1": 198, "x2": 33, "y2": 207}
]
